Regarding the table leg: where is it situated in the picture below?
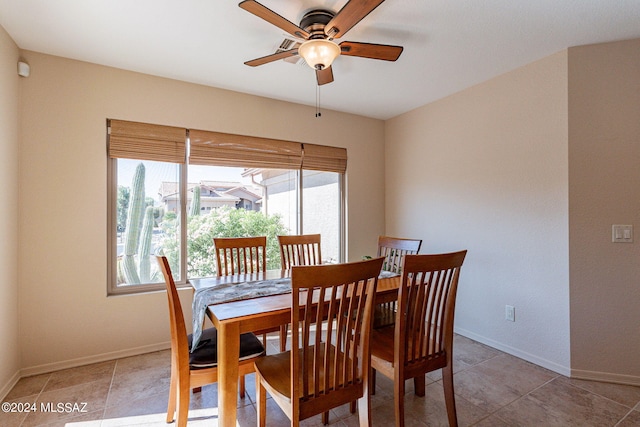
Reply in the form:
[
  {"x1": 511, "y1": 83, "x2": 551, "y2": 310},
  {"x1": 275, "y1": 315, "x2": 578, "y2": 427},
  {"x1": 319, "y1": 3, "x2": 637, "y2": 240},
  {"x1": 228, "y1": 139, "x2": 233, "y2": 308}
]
[{"x1": 217, "y1": 321, "x2": 240, "y2": 427}]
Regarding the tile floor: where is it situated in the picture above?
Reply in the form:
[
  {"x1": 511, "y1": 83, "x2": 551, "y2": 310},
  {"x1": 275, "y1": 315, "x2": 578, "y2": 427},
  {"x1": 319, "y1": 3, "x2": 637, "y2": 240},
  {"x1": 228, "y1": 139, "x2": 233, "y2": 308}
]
[{"x1": 2, "y1": 334, "x2": 639, "y2": 426}]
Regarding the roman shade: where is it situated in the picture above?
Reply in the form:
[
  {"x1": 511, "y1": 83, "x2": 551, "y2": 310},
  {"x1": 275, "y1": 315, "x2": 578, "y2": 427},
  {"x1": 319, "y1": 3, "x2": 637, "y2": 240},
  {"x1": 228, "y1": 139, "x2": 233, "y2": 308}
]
[
  {"x1": 107, "y1": 120, "x2": 347, "y2": 174},
  {"x1": 108, "y1": 119, "x2": 187, "y2": 164},
  {"x1": 189, "y1": 129, "x2": 303, "y2": 170},
  {"x1": 302, "y1": 143, "x2": 347, "y2": 174}
]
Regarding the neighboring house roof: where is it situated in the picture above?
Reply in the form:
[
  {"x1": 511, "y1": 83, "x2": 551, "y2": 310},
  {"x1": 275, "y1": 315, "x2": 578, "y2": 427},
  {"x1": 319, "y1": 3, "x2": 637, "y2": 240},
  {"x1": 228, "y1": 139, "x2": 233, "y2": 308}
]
[
  {"x1": 159, "y1": 180, "x2": 260, "y2": 203},
  {"x1": 225, "y1": 186, "x2": 261, "y2": 202}
]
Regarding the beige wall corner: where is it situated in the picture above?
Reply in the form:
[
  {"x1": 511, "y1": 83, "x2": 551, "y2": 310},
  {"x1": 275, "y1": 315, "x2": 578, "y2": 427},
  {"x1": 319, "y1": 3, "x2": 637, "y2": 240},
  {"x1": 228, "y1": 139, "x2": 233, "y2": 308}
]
[
  {"x1": 0, "y1": 24, "x2": 20, "y2": 398},
  {"x1": 568, "y1": 37, "x2": 640, "y2": 382}
]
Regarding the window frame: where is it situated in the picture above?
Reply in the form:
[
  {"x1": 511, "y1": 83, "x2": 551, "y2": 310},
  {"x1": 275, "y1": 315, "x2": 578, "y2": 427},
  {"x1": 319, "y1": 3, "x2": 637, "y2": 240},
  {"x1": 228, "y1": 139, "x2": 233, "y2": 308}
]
[
  {"x1": 107, "y1": 120, "x2": 346, "y2": 296},
  {"x1": 107, "y1": 159, "x2": 189, "y2": 296}
]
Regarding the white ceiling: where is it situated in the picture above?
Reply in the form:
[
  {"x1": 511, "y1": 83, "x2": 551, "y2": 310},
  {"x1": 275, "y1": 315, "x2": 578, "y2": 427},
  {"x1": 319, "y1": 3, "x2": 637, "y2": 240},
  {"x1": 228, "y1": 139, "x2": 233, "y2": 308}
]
[{"x1": 1, "y1": 0, "x2": 640, "y2": 120}]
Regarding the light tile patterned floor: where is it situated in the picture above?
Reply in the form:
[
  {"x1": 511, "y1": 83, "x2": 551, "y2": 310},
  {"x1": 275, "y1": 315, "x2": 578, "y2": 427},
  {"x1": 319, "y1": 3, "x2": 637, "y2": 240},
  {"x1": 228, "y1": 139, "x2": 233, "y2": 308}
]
[{"x1": 2, "y1": 334, "x2": 639, "y2": 426}]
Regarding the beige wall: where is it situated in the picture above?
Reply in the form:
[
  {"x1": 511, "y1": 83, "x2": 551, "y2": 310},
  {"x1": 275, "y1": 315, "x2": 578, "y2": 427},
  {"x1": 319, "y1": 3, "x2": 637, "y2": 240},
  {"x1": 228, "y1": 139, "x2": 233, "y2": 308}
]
[
  {"x1": 0, "y1": 25, "x2": 20, "y2": 396},
  {"x1": 385, "y1": 51, "x2": 572, "y2": 373},
  {"x1": 386, "y1": 38, "x2": 640, "y2": 384},
  {"x1": 17, "y1": 51, "x2": 385, "y2": 372},
  {"x1": 568, "y1": 38, "x2": 640, "y2": 382}
]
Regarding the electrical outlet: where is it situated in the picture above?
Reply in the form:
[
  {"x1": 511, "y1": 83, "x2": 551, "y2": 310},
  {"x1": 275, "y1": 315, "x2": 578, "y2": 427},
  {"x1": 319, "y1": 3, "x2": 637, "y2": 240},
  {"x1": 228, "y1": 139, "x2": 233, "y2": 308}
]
[{"x1": 505, "y1": 305, "x2": 515, "y2": 322}]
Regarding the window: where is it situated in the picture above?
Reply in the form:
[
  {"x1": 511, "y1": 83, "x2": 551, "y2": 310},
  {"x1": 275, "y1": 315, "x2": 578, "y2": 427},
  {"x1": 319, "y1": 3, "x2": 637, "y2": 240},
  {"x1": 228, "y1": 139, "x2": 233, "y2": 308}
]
[
  {"x1": 303, "y1": 170, "x2": 341, "y2": 264},
  {"x1": 107, "y1": 120, "x2": 346, "y2": 295}
]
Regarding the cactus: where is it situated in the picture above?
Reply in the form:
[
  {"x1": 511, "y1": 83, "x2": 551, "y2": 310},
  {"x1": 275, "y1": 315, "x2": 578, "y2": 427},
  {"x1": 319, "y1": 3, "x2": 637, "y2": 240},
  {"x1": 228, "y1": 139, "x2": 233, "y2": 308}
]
[
  {"x1": 189, "y1": 185, "x2": 201, "y2": 216},
  {"x1": 138, "y1": 205, "x2": 155, "y2": 282},
  {"x1": 121, "y1": 163, "x2": 146, "y2": 285}
]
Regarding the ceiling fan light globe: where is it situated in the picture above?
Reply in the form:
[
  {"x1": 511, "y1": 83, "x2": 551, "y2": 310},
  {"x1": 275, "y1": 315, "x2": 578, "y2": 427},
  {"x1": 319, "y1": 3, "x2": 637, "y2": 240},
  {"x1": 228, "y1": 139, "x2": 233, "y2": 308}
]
[{"x1": 299, "y1": 39, "x2": 340, "y2": 70}]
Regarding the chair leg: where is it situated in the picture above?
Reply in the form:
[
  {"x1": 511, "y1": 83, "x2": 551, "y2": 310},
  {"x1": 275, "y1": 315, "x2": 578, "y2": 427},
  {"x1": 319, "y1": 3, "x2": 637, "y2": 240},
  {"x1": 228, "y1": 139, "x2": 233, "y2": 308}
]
[
  {"x1": 239, "y1": 375, "x2": 246, "y2": 398},
  {"x1": 256, "y1": 374, "x2": 267, "y2": 427},
  {"x1": 413, "y1": 374, "x2": 426, "y2": 397},
  {"x1": 442, "y1": 364, "x2": 458, "y2": 427},
  {"x1": 357, "y1": 392, "x2": 371, "y2": 427},
  {"x1": 166, "y1": 372, "x2": 177, "y2": 423},
  {"x1": 279, "y1": 324, "x2": 288, "y2": 352},
  {"x1": 177, "y1": 379, "x2": 191, "y2": 427},
  {"x1": 322, "y1": 411, "x2": 329, "y2": 425},
  {"x1": 394, "y1": 375, "x2": 405, "y2": 427},
  {"x1": 371, "y1": 368, "x2": 376, "y2": 395}
]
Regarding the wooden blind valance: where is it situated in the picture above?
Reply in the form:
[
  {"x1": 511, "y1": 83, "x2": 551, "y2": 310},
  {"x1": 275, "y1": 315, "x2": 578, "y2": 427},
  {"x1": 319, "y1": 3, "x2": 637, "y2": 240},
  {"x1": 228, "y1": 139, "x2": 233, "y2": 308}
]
[
  {"x1": 189, "y1": 129, "x2": 303, "y2": 170},
  {"x1": 302, "y1": 143, "x2": 347, "y2": 174},
  {"x1": 108, "y1": 119, "x2": 187, "y2": 164},
  {"x1": 107, "y1": 120, "x2": 347, "y2": 174}
]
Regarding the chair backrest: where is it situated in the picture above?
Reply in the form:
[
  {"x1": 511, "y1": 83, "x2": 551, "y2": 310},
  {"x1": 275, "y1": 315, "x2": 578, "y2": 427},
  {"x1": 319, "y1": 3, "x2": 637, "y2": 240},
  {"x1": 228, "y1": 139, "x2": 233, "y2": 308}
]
[
  {"x1": 157, "y1": 256, "x2": 190, "y2": 375},
  {"x1": 277, "y1": 234, "x2": 322, "y2": 269},
  {"x1": 213, "y1": 236, "x2": 267, "y2": 276},
  {"x1": 290, "y1": 256, "x2": 385, "y2": 419},
  {"x1": 395, "y1": 251, "x2": 467, "y2": 371},
  {"x1": 377, "y1": 235, "x2": 422, "y2": 274}
]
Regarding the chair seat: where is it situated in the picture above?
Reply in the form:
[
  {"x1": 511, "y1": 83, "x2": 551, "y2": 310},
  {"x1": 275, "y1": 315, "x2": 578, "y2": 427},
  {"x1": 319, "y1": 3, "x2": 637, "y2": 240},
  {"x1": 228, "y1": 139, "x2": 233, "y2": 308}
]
[
  {"x1": 188, "y1": 327, "x2": 265, "y2": 369},
  {"x1": 371, "y1": 325, "x2": 446, "y2": 368},
  {"x1": 255, "y1": 344, "x2": 360, "y2": 401}
]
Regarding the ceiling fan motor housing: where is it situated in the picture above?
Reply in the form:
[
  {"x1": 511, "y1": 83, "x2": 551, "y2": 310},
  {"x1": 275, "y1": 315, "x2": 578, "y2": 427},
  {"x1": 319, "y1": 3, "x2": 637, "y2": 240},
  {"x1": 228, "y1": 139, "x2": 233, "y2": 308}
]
[{"x1": 300, "y1": 9, "x2": 335, "y2": 39}]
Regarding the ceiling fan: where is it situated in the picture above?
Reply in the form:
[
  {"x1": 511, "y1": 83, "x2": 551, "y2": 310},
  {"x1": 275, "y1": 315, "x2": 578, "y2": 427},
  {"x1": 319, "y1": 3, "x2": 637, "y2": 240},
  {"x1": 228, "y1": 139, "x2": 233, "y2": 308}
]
[{"x1": 239, "y1": 0, "x2": 403, "y2": 85}]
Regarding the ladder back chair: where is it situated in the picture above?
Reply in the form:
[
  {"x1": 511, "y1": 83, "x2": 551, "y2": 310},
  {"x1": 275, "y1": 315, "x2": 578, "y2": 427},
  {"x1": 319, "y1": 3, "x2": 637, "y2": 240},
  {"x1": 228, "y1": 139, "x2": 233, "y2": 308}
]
[
  {"x1": 278, "y1": 234, "x2": 322, "y2": 269},
  {"x1": 255, "y1": 257, "x2": 385, "y2": 427},
  {"x1": 374, "y1": 236, "x2": 423, "y2": 328},
  {"x1": 213, "y1": 236, "x2": 287, "y2": 351},
  {"x1": 156, "y1": 256, "x2": 265, "y2": 427},
  {"x1": 213, "y1": 236, "x2": 267, "y2": 276},
  {"x1": 377, "y1": 235, "x2": 423, "y2": 274},
  {"x1": 277, "y1": 234, "x2": 323, "y2": 351},
  {"x1": 370, "y1": 251, "x2": 467, "y2": 427}
]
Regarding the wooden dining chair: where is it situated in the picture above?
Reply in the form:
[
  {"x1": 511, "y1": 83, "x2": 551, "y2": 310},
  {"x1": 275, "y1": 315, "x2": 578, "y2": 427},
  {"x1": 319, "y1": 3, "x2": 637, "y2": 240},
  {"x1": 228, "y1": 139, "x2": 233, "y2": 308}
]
[
  {"x1": 370, "y1": 251, "x2": 467, "y2": 427},
  {"x1": 374, "y1": 236, "x2": 423, "y2": 328},
  {"x1": 377, "y1": 235, "x2": 423, "y2": 274},
  {"x1": 255, "y1": 256, "x2": 385, "y2": 427},
  {"x1": 278, "y1": 234, "x2": 322, "y2": 269},
  {"x1": 156, "y1": 256, "x2": 265, "y2": 427},
  {"x1": 276, "y1": 234, "x2": 322, "y2": 351},
  {"x1": 213, "y1": 236, "x2": 267, "y2": 276},
  {"x1": 213, "y1": 236, "x2": 287, "y2": 351}
]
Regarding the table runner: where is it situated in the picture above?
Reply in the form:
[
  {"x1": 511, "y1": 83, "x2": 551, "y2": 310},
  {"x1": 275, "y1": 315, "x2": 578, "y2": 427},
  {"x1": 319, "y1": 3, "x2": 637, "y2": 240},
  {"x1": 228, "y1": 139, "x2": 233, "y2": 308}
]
[
  {"x1": 378, "y1": 270, "x2": 400, "y2": 279},
  {"x1": 191, "y1": 278, "x2": 292, "y2": 352}
]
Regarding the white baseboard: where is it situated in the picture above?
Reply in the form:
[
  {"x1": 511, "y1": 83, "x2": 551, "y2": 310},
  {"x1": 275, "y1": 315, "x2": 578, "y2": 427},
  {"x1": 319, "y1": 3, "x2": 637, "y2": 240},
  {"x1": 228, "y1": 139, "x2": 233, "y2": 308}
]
[
  {"x1": 19, "y1": 341, "x2": 170, "y2": 378},
  {"x1": 454, "y1": 327, "x2": 572, "y2": 377},
  {"x1": 571, "y1": 369, "x2": 640, "y2": 387},
  {"x1": 0, "y1": 370, "x2": 21, "y2": 402},
  {"x1": 455, "y1": 328, "x2": 640, "y2": 386}
]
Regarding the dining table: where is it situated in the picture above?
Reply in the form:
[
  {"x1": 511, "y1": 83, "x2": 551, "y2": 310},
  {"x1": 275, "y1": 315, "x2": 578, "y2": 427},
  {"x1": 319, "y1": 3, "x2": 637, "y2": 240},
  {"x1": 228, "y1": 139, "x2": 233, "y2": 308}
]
[{"x1": 189, "y1": 269, "x2": 401, "y2": 427}]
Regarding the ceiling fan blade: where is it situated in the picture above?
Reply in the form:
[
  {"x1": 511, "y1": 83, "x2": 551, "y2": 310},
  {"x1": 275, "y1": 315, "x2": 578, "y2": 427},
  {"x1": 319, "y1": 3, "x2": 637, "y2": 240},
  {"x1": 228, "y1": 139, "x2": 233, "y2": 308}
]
[
  {"x1": 339, "y1": 41, "x2": 403, "y2": 61},
  {"x1": 316, "y1": 66, "x2": 334, "y2": 85},
  {"x1": 239, "y1": 0, "x2": 310, "y2": 40},
  {"x1": 244, "y1": 48, "x2": 299, "y2": 67},
  {"x1": 324, "y1": 0, "x2": 386, "y2": 39}
]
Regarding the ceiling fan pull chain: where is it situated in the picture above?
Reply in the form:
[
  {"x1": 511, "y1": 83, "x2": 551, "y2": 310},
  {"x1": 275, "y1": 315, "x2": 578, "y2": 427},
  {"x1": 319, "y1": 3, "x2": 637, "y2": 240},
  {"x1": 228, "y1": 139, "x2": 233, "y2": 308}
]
[{"x1": 316, "y1": 84, "x2": 322, "y2": 118}]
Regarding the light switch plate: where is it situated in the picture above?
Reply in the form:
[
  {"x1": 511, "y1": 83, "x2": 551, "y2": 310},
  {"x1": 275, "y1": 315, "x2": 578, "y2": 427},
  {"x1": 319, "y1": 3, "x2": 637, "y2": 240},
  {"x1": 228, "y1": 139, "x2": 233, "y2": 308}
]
[{"x1": 612, "y1": 225, "x2": 633, "y2": 243}]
